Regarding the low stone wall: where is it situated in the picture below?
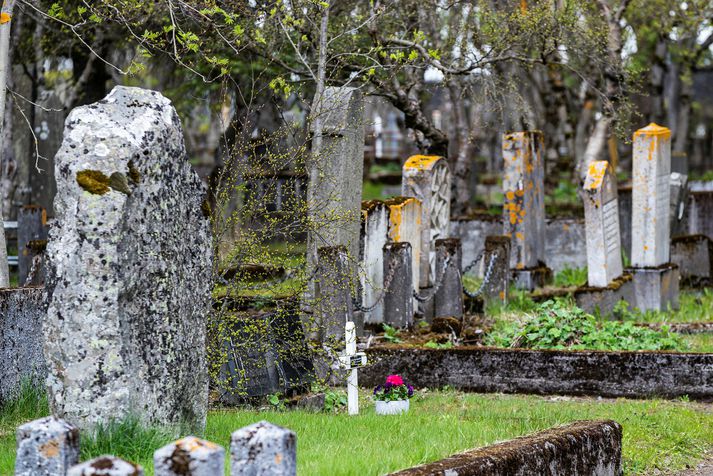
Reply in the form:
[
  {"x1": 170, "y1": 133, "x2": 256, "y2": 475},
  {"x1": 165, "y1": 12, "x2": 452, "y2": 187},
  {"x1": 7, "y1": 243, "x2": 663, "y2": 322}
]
[
  {"x1": 390, "y1": 420, "x2": 622, "y2": 476},
  {"x1": 363, "y1": 347, "x2": 713, "y2": 400},
  {"x1": 0, "y1": 286, "x2": 47, "y2": 402}
]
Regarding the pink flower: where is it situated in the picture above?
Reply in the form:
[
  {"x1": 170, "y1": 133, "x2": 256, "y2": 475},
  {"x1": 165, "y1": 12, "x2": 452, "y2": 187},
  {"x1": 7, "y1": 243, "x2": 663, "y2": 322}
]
[{"x1": 386, "y1": 375, "x2": 404, "y2": 386}]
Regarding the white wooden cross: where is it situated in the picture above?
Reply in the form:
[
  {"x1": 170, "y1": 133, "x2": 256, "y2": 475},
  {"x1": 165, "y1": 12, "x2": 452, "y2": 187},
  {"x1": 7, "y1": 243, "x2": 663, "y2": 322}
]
[{"x1": 339, "y1": 321, "x2": 367, "y2": 415}]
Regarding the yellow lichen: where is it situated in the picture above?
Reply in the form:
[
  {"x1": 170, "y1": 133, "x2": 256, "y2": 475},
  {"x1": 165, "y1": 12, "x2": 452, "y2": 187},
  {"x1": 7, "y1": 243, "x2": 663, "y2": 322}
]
[{"x1": 76, "y1": 170, "x2": 110, "y2": 195}]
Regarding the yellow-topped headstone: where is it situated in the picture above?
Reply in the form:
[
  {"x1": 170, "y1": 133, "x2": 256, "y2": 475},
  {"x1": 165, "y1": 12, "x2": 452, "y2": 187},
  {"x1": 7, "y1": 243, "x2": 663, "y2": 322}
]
[
  {"x1": 634, "y1": 123, "x2": 671, "y2": 139},
  {"x1": 403, "y1": 155, "x2": 443, "y2": 171}
]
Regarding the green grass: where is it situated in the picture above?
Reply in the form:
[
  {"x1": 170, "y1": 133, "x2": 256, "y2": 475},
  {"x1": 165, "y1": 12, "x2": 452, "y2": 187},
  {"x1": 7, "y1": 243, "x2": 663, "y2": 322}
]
[
  {"x1": 362, "y1": 181, "x2": 391, "y2": 200},
  {"x1": 553, "y1": 267, "x2": 588, "y2": 288},
  {"x1": 2, "y1": 389, "x2": 713, "y2": 475},
  {"x1": 682, "y1": 333, "x2": 713, "y2": 353},
  {"x1": 617, "y1": 289, "x2": 713, "y2": 324}
]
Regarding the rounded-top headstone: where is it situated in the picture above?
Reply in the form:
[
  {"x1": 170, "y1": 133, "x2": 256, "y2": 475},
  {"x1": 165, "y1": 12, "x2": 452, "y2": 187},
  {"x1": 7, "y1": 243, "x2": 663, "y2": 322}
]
[{"x1": 44, "y1": 86, "x2": 212, "y2": 432}]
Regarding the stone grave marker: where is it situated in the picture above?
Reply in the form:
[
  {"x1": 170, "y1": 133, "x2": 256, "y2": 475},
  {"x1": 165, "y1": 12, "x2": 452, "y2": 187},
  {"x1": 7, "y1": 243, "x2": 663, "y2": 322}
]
[
  {"x1": 502, "y1": 131, "x2": 550, "y2": 289},
  {"x1": 583, "y1": 161, "x2": 623, "y2": 287},
  {"x1": 44, "y1": 86, "x2": 212, "y2": 431},
  {"x1": 15, "y1": 417, "x2": 80, "y2": 476},
  {"x1": 385, "y1": 196, "x2": 422, "y2": 302},
  {"x1": 401, "y1": 155, "x2": 451, "y2": 288},
  {"x1": 359, "y1": 200, "x2": 389, "y2": 324}
]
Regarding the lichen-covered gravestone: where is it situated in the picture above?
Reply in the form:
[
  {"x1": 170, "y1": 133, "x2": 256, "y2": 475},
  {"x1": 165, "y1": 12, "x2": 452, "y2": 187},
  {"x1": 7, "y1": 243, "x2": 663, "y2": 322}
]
[{"x1": 44, "y1": 86, "x2": 212, "y2": 432}]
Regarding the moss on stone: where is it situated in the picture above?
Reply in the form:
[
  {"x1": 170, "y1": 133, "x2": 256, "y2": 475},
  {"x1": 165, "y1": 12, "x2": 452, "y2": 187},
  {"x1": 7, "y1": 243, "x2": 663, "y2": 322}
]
[{"x1": 76, "y1": 170, "x2": 110, "y2": 195}]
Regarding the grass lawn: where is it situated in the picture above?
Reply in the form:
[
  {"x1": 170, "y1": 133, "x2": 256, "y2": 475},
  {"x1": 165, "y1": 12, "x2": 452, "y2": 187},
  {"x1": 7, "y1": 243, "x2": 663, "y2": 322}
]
[{"x1": 2, "y1": 389, "x2": 712, "y2": 475}]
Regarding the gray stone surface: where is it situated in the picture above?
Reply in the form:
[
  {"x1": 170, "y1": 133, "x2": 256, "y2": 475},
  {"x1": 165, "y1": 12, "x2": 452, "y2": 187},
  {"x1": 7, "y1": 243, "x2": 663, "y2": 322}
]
[
  {"x1": 30, "y1": 91, "x2": 65, "y2": 216},
  {"x1": 17, "y1": 205, "x2": 47, "y2": 285},
  {"x1": 574, "y1": 274, "x2": 634, "y2": 317},
  {"x1": 68, "y1": 456, "x2": 144, "y2": 476},
  {"x1": 671, "y1": 235, "x2": 712, "y2": 285},
  {"x1": 0, "y1": 287, "x2": 47, "y2": 403},
  {"x1": 511, "y1": 267, "x2": 552, "y2": 291},
  {"x1": 630, "y1": 264, "x2": 680, "y2": 312},
  {"x1": 230, "y1": 421, "x2": 296, "y2": 476},
  {"x1": 583, "y1": 161, "x2": 623, "y2": 287},
  {"x1": 686, "y1": 191, "x2": 713, "y2": 240},
  {"x1": 390, "y1": 420, "x2": 622, "y2": 476},
  {"x1": 15, "y1": 417, "x2": 79, "y2": 476},
  {"x1": 402, "y1": 156, "x2": 451, "y2": 287},
  {"x1": 434, "y1": 238, "x2": 463, "y2": 319},
  {"x1": 359, "y1": 200, "x2": 389, "y2": 324},
  {"x1": 314, "y1": 246, "x2": 353, "y2": 341},
  {"x1": 670, "y1": 172, "x2": 689, "y2": 237},
  {"x1": 618, "y1": 185, "x2": 633, "y2": 259},
  {"x1": 631, "y1": 124, "x2": 671, "y2": 267},
  {"x1": 502, "y1": 131, "x2": 546, "y2": 270},
  {"x1": 452, "y1": 216, "x2": 586, "y2": 275},
  {"x1": 363, "y1": 347, "x2": 713, "y2": 399},
  {"x1": 385, "y1": 197, "x2": 422, "y2": 301},
  {"x1": 307, "y1": 86, "x2": 364, "y2": 294},
  {"x1": 154, "y1": 436, "x2": 225, "y2": 476},
  {"x1": 481, "y1": 235, "x2": 511, "y2": 305},
  {"x1": 383, "y1": 242, "x2": 413, "y2": 329},
  {"x1": 44, "y1": 86, "x2": 212, "y2": 432}
]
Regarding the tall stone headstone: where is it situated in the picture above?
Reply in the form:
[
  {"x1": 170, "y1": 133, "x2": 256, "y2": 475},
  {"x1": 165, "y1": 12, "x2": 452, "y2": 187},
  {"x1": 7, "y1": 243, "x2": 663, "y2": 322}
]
[
  {"x1": 433, "y1": 238, "x2": 464, "y2": 320},
  {"x1": 44, "y1": 87, "x2": 212, "y2": 431},
  {"x1": 359, "y1": 200, "x2": 389, "y2": 324},
  {"x1": 583, "y1": 161, "x2": 623, "y2": 287},
  {"x1": 314, "y1": 246, "x2": 353, "y2": 341},
  {"x1": 401, "y1": 155, "x2": 451, "y2": 288},
  {"x1": 383, "y1": 242, "x2": 413, "y2": 329},
  {"x1": 502, "y1": 131, "x2": 549, "y2": 289},
  {"x1": 307, "y1": 87, "x2": 364, "y2": 299},
  {"x1": 481, "y1": 235, "x2": 511, "y2": 305},
  {"x1": 17, "y1": 205, "x2": 47, "y2": 285},
  {"x1": 631, "y1": 123, "x2": 672, "y2": 267},
  {"x1": 385, "y1": 196, "x2": 422, "y2": 298},
  {"x1": 629, "y1": 123, "x2": 679, "y2": 311}
]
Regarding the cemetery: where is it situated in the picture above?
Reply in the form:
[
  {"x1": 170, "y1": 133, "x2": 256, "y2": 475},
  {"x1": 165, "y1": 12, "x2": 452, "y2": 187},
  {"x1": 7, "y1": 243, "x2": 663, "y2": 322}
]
[{"x1": 0, "y1": 1, "x2": 713, "y2": 475}]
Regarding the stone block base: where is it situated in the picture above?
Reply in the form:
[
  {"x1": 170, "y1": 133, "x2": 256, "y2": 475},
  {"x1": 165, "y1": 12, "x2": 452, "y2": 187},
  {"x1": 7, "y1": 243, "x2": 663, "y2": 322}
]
[
  {"x1": 574, "y1": 273, "x2": 634, "y2": 316},
  {"x1": 512, "y1": 265, "x2": 552, "y2": 291},
  {"x1": 671, "y1": 235, "x2": 713, "y2": 286},
  {"x1": 628, "y1": 264, "x2": 680, "y2": 312}
]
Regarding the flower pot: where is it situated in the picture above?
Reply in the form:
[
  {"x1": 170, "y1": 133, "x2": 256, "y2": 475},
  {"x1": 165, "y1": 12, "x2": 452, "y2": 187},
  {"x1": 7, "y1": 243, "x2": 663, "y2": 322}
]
[{"x1": 375, "y1": 399, "x2": 410, "y2": 415}]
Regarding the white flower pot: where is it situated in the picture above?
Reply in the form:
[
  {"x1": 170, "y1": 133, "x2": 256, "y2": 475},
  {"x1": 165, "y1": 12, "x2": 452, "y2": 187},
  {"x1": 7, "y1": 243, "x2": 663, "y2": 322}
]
[{"x1": 375, "y1": 399, "x2": 410, "y2": 415}]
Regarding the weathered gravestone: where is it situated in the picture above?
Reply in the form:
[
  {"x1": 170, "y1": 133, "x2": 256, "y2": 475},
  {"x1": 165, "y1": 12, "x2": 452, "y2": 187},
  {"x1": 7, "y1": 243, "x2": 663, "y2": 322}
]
[
  {"x1": 314, "y1": 246, "x2": 353, "y2": 341},
  {"x1": 383, "y1": 242, "x2": 413, "y2": 329},
  {"x1": 17, "y1": 205, "x2": 47, "y2": 285},
  {"x1": 401, "y1": 155, "x2": 450, "y2": 289},
  {"x1": 154, "y1": 437, "x2": 225, "y2": 476},
  {"x1": 307, "y1": 87, "x2": 364, "y2": 303},
  {"x1": 231, "y1": 421, "x2": 296, "y2": 476},
  {"x1": 583, "y1": 161, "x2": 623, "y2": 287},
  {"x1": 44, "y1": 86, "x2": 212, "y2": 431},
  {"x1": 433, "y1": 238, "x2": 464, "y2": 320},
  {"x1": 575, "y1": 161, "x2": 633, "y2": 315},
  {"x1": 502, "y1": 131, "x2": 551, "y2": 290},
  {"x1": 359, "y1": 200, "x2": 389, "y2": 324},
  {"x1": 385, "y1": 196, "x2": 422, "y2": 302},
  {"x1": 69, "y1": 456, "x2": 144, "y2": 476},
  {"x1": 15, "y1": 417, "x2": 80, "y2": 476},
  {"x1": 629, "y1": 123, "x2": 679, "y2": 311},
  {"x1": 481, "y1": 235, "x2": 511, "y2": 306}
]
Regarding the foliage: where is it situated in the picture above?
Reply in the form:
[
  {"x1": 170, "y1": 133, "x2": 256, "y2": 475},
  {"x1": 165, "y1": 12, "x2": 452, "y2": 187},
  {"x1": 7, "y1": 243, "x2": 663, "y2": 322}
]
[
  {"x1": 382, "y1": 324, "x2": 402, "y2": 344},
  {"x1": 323, "y1": 390, "x2": 348, "y2": 413},
  {"x1": 486, "y1": 300, "x2": 687, "y2": 351},
  {"x1": 372, "y1": 375, "x2": 414, "y2": 402},
  {"x1": 424, "y1": 340, "x2": 454, "y2": 349},
  {"x1": 553, "y1": 267, "x2": 588, "y2": 288},
  {"x1": 613, "y1": 289, "x2": 713, "y2": 324}
]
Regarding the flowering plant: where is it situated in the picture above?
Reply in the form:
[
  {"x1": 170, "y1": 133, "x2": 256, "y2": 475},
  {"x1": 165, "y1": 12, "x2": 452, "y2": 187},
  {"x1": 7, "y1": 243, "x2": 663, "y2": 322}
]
[{"x1": 373, "y1": 374, "x2": 414, "y2": 402}]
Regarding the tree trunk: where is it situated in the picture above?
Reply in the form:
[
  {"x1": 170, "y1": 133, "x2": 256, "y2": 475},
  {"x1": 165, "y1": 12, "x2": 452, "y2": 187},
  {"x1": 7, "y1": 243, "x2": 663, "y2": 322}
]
[
  {"x1": 0, "y1": 0, "x2": 16, "y2": 287},
  {"x1": 447, "y1": 82, "x2": 472, "y2": 216}
]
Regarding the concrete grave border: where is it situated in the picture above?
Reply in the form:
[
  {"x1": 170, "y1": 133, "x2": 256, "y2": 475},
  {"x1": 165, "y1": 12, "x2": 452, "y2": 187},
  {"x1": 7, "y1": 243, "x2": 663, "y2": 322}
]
[
  {"x1": 389, "y1": 420, "x2": 622, "y2": 476},
  {"x1": 362, "y1": 346, "x2": 713, "y2": 400}
]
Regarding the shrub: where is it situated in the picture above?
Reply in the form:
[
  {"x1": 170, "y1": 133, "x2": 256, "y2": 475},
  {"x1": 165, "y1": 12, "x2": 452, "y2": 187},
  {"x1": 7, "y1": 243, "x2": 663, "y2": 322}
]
[{"x1": 485, "y1": 300, "x2": 687, "y2": 351}]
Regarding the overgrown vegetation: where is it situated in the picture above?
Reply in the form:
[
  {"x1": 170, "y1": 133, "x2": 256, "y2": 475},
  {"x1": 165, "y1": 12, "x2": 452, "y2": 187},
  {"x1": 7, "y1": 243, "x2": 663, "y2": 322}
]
[
  {"x1": 553, "y1": 267, "x2": 588, "y2": 288},
  {"x1": 486, "y1": 300, "x2": 687, "y2": 351},
  {"x1": 615, "y1": 289, "x2": 713, "y2": 324}
]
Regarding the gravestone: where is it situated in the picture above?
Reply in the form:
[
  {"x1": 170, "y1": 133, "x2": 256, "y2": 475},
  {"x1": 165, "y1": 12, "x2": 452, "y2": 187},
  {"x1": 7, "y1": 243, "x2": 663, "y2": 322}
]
[
  {"x1": 17, "y1": 205, "x2": 47, "y2": 285},
  {"x1": 481, "y1": 235, "x2": 511, "y2": 305},
  {"x1": 44, "y1": 86, "x2": 212, "y2": 431},
  {"x1": 15, "y1": 417, "x2": 79, "y2": 476},
  {"x1": 314, "y1": 246, "x2": 353, "y2": 341},
  {"x1": 401, "y1": 155, "x2": 451, "y2": 288},
  {"x1": 231, "y1": 421, "x2": 296, "y2": 476},
  {"x1": 385, "y1": 196, "x2": 422, "y2": 301},
  {"x1": 359, "y1": 200, "x2": 389, "y2": 324},
  {"x1": 383, "y1": 242, "x2": 413, "y2": 329},
  {"x1": 433, "y1": 238, "x2": 464, "y2": 320},
  {"x1": 629, "y1": 123, "x2": 679, "y2": 311},
  {"x1": 307, "y1": 87, "x2": 364, "y2": 300},
  {"x1": 671, "y1": 235, "x2": 712, "y2": 286},
  {"x1": 154, "y1": 437, "x2": 225, "y2": 476},
  {"x1": 68, "y1": 456, "x2": 143, "y2": 476},
  {"x1": 502, "y1": 131, "x2": 550, "y2": 289},
  {"x1": 583, "y1": 161, "x2": 623, "y2": 287}
]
